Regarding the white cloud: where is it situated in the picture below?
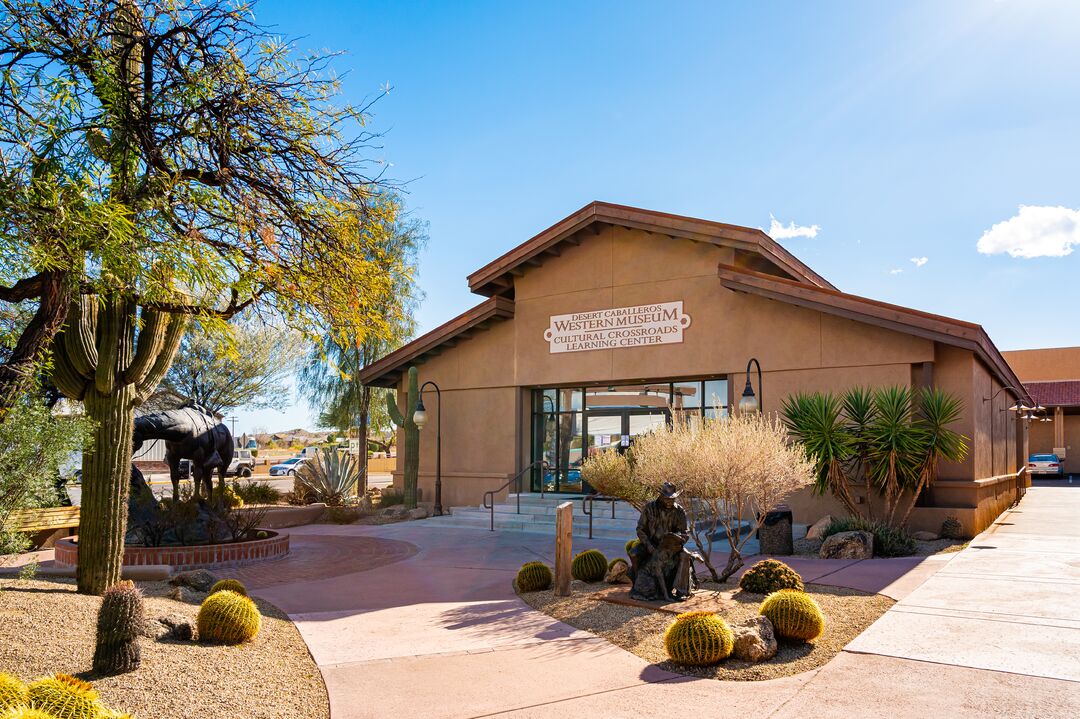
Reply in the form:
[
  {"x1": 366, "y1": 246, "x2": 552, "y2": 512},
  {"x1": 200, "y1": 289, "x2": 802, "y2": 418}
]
[
  {"x1": 889, "y1": 268, "x2": 904, "y2": 275},
  {"x1": 976, "y1": 205, "x2": 1080, "y2": 258},
  {"x1": 768, "y1": 214, "x2": 820, "y2": 240},
  {"x1": 910, "y1": 256, "x2": 928, "y2": 267}
]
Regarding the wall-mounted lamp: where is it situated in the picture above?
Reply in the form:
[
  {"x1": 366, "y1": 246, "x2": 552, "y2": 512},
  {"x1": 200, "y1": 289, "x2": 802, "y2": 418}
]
[{"x1": 738, "y1": 358, "x2": 762, "y2": 414}]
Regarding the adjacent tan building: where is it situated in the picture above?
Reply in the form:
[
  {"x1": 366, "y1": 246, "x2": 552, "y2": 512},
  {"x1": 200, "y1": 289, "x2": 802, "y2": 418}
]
[
  {"x1": 361, "y1": 202, "x2": 1031, "y2": 536},
  {"x1": 1003, "y1": 346, "x2": 1080, "y2": 475}
]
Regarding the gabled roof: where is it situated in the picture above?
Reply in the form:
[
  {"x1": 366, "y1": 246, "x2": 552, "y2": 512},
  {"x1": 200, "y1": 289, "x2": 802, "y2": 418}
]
[
  {"x1": 358, "y1": 296, "x2": 514, "y2": 388},
  {"x1": 467, "y1": 201, "x2": 836, "y2": 297},
  {"x1": 717, "y1": 264, "x2": 1029, "y2": 400},
  {"x1": 1024, "y1": 381, "x2": 1080, "y2": 408}
]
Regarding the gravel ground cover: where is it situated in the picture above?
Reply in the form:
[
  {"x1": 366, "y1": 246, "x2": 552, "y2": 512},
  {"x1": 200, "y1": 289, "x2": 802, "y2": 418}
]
[
  {"x1": 0, "y1": 576, "x2": 328, "y2": 719},
  {"x1": 518, "y1": 579, "x2": 893, "y2": 681}
]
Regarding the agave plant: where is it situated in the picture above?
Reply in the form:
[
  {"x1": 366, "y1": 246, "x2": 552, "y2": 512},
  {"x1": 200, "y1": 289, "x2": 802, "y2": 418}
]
[{"x1": 295, "y1": 448, "x2": 362, "y2": 506}]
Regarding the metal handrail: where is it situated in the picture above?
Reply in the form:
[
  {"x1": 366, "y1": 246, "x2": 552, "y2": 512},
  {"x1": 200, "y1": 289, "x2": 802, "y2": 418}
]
[
  {"x1": 582, "y1": 493, "x2": 621, "y2": 539},
  {"x1": 483, "y1": 461, "x2": 545, "y2": 531}
]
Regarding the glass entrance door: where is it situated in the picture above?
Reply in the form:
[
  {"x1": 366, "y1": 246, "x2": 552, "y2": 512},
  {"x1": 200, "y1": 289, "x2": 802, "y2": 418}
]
[{"x1": 583, "y1": 409, "x2": 669, "y2": 491}]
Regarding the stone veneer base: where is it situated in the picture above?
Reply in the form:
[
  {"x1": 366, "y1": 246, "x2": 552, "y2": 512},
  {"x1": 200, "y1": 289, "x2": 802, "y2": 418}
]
[{"x1": 53, "y1": 530, "x2": 290, "y2": 571}]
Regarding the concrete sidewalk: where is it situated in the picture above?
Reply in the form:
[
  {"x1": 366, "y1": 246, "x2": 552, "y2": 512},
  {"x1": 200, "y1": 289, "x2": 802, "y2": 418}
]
[{"x1": 248, "y1": 490, "x2": 1079, "y2": 718}]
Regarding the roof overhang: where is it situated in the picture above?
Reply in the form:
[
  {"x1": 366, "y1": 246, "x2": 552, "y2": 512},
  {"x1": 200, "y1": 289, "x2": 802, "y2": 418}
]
[
  {"x1": 358, "y1": 296, "x2": 515, "y2": 388},
  {"x1": 1023, "y1": 380, "x2": 1080, "y2": 409},
  {"x1": 717, "y1": 264, "x2": 1030, "y2": 400},
  {"x1": 467, "y1": 201, "x2": 836, "y2": 297}
]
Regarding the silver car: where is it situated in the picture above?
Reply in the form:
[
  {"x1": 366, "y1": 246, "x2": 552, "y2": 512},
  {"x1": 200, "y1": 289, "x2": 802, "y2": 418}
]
[{"x1": 1028, "y1": 453, "x2": 1065, "y2": 478}]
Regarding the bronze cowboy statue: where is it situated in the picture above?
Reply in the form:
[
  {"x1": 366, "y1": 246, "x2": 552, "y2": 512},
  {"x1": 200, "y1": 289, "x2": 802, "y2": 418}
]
[{"x1": 628, "y1": 482, "x2": 700, "y2": 601}]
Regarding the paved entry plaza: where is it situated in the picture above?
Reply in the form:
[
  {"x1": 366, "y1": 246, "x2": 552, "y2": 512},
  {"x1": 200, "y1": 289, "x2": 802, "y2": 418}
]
[{"x1": 222, "y1": 486, "x2": 1079, "y2": 719}]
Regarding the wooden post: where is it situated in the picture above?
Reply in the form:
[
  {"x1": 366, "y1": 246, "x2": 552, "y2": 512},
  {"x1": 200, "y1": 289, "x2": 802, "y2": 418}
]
[{"x1": 554, "y1": 501, "x2": 573, "y2": 596}]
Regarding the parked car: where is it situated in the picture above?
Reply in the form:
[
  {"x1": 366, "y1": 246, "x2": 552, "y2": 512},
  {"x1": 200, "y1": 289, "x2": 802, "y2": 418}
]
[
  {"x1": 269, "y1": 457, "x2": 309, "y2": 476},
  {"x1": 1028, "y1": 453, "x2": 1065, "y2": 478},
  {"x1": 227, "y1": 449, "x2": 256, "y2": 478}
]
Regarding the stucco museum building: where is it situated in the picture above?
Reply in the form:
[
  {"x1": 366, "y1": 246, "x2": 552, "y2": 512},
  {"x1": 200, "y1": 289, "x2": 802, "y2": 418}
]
[{"x1": 360, "y1": 202, "x2": 1030, "y2": 536}]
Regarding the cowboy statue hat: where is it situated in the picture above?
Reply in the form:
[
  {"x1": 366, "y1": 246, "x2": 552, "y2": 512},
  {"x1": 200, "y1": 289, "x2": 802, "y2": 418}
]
[{"x1": 658, "y1": 482, "x2": 682, "y2": 499}]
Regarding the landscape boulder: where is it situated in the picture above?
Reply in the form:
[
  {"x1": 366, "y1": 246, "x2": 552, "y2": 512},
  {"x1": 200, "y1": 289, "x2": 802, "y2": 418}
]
[
  {"x1": 819, "y1": 530, "x2": 873, "y2": 560},
  {"x1": 144, "y1": 613, "x2": 194, "y2": 641},
  {"x1": 912, "y1": 530, "x2": 939, "y2": 541},
  {"x1": 407, "y1": 507, "x2": 430, "y2": 521},
  {"x1": 604, "y1": 560, "x2": 631, "y2": 585},
  {"x1": 731, "y1": 615, "x2": 778, "y2": 662},
  {"x1": 805, "y1": 515, "x2": 833, "y2": 541},
  {"x1": 168, "y1": 568, "x2": 218, "y2": 592}
]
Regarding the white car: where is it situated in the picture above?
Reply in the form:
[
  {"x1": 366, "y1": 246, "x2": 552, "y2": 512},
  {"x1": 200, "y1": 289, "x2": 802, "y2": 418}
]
[
  {"x1": 269, "y1": 457, "x2": 309, "y2": 476},
  {"x1": 1028, "y1": 453, "x2": 1065, "y2": 478},
  {"x1": 227, "y1": 449, "x2": 256, "y2": 478}
]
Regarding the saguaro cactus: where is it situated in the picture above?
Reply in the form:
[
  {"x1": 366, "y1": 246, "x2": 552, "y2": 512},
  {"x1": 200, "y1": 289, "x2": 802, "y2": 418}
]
[
  {"x1": 52, "y1": 295, "x2": 185, "y2": 595},
  {"x1": 386, "y1": 365, "x2": 420, "y2": 509}
]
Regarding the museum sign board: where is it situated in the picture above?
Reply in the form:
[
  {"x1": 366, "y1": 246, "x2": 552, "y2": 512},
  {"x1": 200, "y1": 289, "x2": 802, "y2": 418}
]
[{"x1": 543, "y1": 301, "x2": 692, "y2": 354}]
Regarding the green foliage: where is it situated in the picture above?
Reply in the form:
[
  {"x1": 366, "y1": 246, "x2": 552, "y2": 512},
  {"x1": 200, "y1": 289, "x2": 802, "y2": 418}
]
[
  {"x1": 197, "y1": 590, "x2": 262, "y2": 644},
  {"x1": 209, "y1": 579, "x2": 248, "y2": 597},
  {"x1": 0, "y1": 672, "x2": 28, "y2": 710},
  {"x1": 514, "y1": 561, "x2": 553, "y2": 592},
  {"x1": 738, "y1": 559, "x2": 804, "y2": 594},
  {"x1": 159, "y1": 316, "x2": 301, "y2": 415},
  {"x1": 231, "y1": 481, "x2": 281, "y2": 506},
  {"x1": 663, "y1": 611, "x2": 734, "y2": 665},
  {"x1": 570, "y1": 549, "x2": 607, "y2": 583},
  {"x1": 211, "y1": 485, "x2": 244, "y2": 510},
  {"x1": 760, "y1": 589, "x2": 826, "y2": 641},
  {"x1": 0, "y1": 400, "x2": 90, "y2": 537},
  {"x1": 625, "y1": 538, "x2": 640, "y2": 557},
  {"x1": 92, "y1": 580, "x2": 144, "y2": 676},
  {"x1": 941, "y1": 516, "x2": 964, "y2": 540},
  {"x1": 821, "y1": 517, "x2": 916, "y2": 557},
  {"x1": 26, "y1": 674, "x2": 105, "y2": 719},
  {"x1": 296, "y1": 448, "x2": 362, "y2": 505},
  {"x1": 782, "y1": 386, "x2": 968, "y2": 527}
]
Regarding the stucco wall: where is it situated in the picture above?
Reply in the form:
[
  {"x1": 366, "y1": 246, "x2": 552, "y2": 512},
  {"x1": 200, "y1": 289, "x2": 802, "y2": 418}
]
[{"x1": 1002, "y1": 346, "x2": 1080, "y2": 381}]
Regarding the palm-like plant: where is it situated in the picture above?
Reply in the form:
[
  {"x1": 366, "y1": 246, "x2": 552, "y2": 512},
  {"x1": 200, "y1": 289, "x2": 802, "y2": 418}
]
[
  {"x1": 295, "y1": 448, "x2": 362, "y2": 506},
  {"x1": 782, "y1": 386, "x2": 968, "y2": 528}
]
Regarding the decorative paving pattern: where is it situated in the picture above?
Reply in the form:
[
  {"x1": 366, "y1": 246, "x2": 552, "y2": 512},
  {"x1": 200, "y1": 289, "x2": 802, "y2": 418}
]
[{"x1": 228, "y1": 533, "x2": 419, "y2": 589}]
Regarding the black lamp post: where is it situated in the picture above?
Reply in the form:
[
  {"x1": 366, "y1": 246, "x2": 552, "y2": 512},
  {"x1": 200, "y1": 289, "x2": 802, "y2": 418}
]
[
  {"x1": 739, "y1": 357, "x2": 762, "y2": 414},
  {"x1": 413, "y1": 381, "x2": 442, "y2": 516}
]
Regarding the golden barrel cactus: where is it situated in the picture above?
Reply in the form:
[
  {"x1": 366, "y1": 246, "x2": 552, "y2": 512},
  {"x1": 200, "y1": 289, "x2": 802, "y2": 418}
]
[
  {"x1": 197, "y1": 590, "x2": 262, "y2": 644},
  {"x1": 738, "y1": 559, "x2": 804, "y2": 595},
  {"x1": 0, "y1": 673, "x2": 27, "y2": 711},
  {"x1": 570, "y1": 549, "x2": 607, "y2": 583},
  {"x1": 26, "y1": 674, "x2": 104, "y2": 719},
  {"x1": 663, "y1": 611, "x2": 734, "y2": 665},
  {"x1": 209, "y1": 579, "x2": 248, "y2": 597},
  {"x1": 1, "y1": 708, "x2": 59, "y2": 719},
  {"x1": 759, "y1": 589, "x2": 826, "y2": 641},
  {"x1": 514, "y1": 562, "x2": 553, "y2": 592}
]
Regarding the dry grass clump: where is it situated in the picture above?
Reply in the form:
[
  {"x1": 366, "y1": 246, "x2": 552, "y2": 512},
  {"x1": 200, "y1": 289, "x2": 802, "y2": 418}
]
[
  {"x1": 0, "y1": 577, "x2": 328, "y2": 719},
  {"x1": 518, "y1": 579, "x2": 892, "y2": 681}
]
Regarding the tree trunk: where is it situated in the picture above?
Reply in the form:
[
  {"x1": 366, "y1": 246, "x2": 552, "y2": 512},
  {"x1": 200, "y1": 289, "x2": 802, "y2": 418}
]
[
  {"x1": 717, "y1": 548, "x2": 744, "y2": 583},
  {"x1": 78, "y1": 384, "x2": 136, "y2": 595},
  {"x1": 357, "y1": 386, "x2": 370, "y2": 497},
  {"x1": 0, "y1": 270, "x2": 70, "y2": 413}
]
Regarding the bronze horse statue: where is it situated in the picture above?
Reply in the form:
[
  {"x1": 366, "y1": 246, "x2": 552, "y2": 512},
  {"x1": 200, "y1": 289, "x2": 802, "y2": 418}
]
[{"x1": 133, "y1": 404, "x2": 234, "y2": 500}]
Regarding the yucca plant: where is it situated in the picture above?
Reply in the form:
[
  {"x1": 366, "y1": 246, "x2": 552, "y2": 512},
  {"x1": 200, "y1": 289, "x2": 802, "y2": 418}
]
[
  {"x1": 782, "y1": 385, "x2": 967, "y2": 529},
  {"x1": 295, "y1": 447, "x2": 362, "y2": 506}
]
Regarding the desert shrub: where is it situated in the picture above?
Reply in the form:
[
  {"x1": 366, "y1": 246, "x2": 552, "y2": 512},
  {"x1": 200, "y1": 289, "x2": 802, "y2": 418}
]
[
  {"x1": 211, "y1": 485, "x2": 244, "y2": 509},
  {"x1": 209, "y1": 579, "x2": 248, "y2": 597},
  {"x1": 295, "y1": 448, "x2": 361, "y2": 505},
  {"x1": 27, "y1": 674, "x2": 105, "y2": 719},
  {"x1": 760, "y1": 589, "x2": 825, "y2": 641},
  {"x1": 821, "y1": 517, "x2": 916, "y2": 557},
  {"x1": 738, "y1": 559, "x2": 804, "y2": 594},
  {"x1": 570, "y1": 549, "x2": 607, "y2": 582},
  {"x1": 325, "y1": 505, "x2": 365, "y2": 524},
  {"x1": 379, "y1": 486, "x2": 421, "y2": 508},
  {"x1": 514, "y1": 561, "x2": 553, "y2": 592},
  {"x1": 197, "y1": 590, "x2": 261, "y2": 644},
  {"x1": 579, "y1": 449, "x2": 652, "y2": 510},
  {"x1": 663, "y1": 611, "x2": 733, "y2": 665},
  {"x1": 0, "y1": 672, "x2": 27, "y2": 710},
  {"x1": 231, "y1": 481, "x2": 281, "y2": 506},
  {"x1": 940, "y1": 516, "x2": 964, "y2": 540}
]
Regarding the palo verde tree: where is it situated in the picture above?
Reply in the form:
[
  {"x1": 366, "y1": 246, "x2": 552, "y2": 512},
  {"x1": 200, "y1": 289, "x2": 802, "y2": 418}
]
[{"x1": 2, "y1": 0, "x2": 406, "y2": 594}]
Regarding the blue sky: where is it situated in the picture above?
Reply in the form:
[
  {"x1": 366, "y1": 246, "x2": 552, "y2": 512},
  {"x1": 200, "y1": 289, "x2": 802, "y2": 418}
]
[{"x1": 233, "y1": 0, "x2": 1080, "y2": 433}]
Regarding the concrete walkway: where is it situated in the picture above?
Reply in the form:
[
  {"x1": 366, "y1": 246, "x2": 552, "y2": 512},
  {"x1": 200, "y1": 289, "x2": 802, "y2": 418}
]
[{"x1": 248, "y1": 486, "x2": 1080, "y2": 718}]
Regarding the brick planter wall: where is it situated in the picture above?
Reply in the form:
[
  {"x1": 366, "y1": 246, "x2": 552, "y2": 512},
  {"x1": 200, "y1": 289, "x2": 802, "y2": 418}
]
[{"x1": 54, "y1": 531, "x2": 289, "y2": 571}]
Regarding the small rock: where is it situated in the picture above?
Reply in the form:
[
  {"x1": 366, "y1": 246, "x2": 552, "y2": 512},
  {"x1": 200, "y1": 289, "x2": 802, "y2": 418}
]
[
  {"x1": 381, "y1": 505, "x2": 410, "y2": 517},
  {"x1": 912, "y1": 531, "x2": 939, "y2": 541},
  {"x1": 144, "y1": 613, "x2": 194, "y2": 641},
  {"x1": 167, "y1": 586, "x2": 185, "y2": 602},
  {"x1": 805, "y1": 515, "x2": 833, "y2": 541},
  {"x1": 406, "y1": 507, "x2": 429, "y2": 521},
  {"x1": 168, "y1": 568, "x2": 218, "y2": 592},
  {"x1": 819, "y1": 530, "x2": 874, "y2": 560},
  {"x1": 604, "y1": 559, "x2": 631, "y2": 585},
  {"x1": 732, "y1": 616, "x2": 778, "y2": 662}
]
